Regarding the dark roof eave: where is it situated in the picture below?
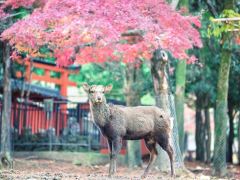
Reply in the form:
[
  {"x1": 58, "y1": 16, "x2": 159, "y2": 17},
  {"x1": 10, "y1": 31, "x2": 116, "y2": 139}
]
[{"x1": 0, "y1": 79, "x2": 67, "y2": 101}]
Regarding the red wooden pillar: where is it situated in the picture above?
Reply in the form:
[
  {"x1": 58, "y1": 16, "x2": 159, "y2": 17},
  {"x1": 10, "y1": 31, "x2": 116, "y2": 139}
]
[
  {"x1": 25, "y1": 64, "x2": 31, "y2": 82},
  {"x1": 60, "y1": 71, "x2": 68, "y2": 128}
]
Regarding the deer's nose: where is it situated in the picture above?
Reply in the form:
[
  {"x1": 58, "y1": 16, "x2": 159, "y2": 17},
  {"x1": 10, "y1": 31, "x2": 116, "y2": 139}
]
[{"x1": 97, "y1": 97, "x2": 102, "y2": 101}]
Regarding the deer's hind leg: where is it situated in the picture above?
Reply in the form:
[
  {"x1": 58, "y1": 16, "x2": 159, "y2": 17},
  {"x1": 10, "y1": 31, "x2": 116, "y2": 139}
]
[
  {"x1": 141, "y1": 138, "x2": 158, "y2": 178},
  {"x1": 156, "y1": 133, "x2": 175, "y2": 177}
]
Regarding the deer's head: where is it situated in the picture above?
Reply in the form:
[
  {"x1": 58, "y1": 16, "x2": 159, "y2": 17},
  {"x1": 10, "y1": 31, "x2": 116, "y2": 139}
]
[{"x1": 82, "y1": 83, "x2": 112, "y2": 104}]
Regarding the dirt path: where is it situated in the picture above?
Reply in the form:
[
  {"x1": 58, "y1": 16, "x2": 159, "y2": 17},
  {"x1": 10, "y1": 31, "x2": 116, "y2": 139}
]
[{"x1": 0, "y1": 158, "x2": 239, "y2": 180}]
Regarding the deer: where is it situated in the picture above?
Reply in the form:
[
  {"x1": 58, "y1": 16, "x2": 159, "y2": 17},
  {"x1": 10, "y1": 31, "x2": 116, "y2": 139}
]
[{"x1": 82, "y1": 83, "x2": 174, "y2": 178}]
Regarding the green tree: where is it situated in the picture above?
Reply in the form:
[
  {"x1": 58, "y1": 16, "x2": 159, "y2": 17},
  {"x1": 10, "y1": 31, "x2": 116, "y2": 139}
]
[
  {"x1": 186, "y1": 38, "x2": 218, "y2": 163},
  {"x1": 214, "y1": 33, "x2": 232, "y2": 176},
  {"x1": 206, "y1": 0, "x2": 237, "y2": 176},
  {"x1": 185, "y1": 6, "x2": 220, "y2": 162}
]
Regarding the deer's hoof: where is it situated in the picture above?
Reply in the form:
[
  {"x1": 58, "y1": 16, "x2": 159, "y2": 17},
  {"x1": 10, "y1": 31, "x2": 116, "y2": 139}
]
[
  {"x1": 170, "y1": 173, "x2": 175, "y2": 179},
  {"x1": 141, "y1": 174, "x2": 147, "y2": 179},
  {"x1": 108, "y1": 173, "x2": 114, "y2": 178}
]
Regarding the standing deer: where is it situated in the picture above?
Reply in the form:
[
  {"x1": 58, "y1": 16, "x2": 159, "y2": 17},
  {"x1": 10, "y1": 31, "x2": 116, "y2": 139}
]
[{"x1": 82, "y1": 83, "x2": 174, "y2": 178}]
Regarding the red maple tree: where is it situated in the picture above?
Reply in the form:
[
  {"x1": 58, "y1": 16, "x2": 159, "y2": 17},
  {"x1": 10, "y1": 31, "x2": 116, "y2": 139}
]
[{"x1": 1, "y1": 0, "x2": 202, "y2": 66}]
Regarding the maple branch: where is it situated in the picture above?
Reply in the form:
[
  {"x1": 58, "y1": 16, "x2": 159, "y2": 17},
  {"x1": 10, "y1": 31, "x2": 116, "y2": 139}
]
[
  {"x1": 204, "y1": 0, "x2": 218, "y2": 17},
  {"x1": 0, "y1": 12, "x2": 25, "y2": 21},
  {"x1": 121, "y1": 30, "x2": 145, "y2": 44},
  {"x1": 121, "y1": 29, "x2": 145, "y2": 37},
  {"x1": 74, "y1": 42, "x2": 95, "y2": 52},
  {"x1": 70, "y1": 42, "x2": 96, "y2": 61}
]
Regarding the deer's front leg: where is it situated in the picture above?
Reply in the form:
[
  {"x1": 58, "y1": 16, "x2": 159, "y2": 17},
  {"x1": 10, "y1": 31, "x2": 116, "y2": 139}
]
[
  {"x1": 109, "y1": 137, "x2": 122, "y2": 177},
  {"x1": 107, "y1": 139, "x2": 114, "y2": 176}
]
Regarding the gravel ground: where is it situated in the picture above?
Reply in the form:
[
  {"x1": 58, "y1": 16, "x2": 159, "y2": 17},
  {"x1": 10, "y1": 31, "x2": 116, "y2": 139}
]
[{"x1": 0, "y1": 158, "x2": 239, "y2": 180}]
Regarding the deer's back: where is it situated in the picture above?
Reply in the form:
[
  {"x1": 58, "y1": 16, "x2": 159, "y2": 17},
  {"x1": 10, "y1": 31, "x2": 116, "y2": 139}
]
[{"x1": 109, "y1": 105, "x2": 170, "y2": 140}]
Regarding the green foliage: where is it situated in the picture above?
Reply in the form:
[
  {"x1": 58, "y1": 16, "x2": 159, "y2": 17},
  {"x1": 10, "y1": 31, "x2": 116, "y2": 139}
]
[
  {"x1": 13, "y1": 7, "x2": 30, "y2": 19},
  {"x1": 70, "y1": 61, "x2": 154, "y2": 103},
  {"x1": 38, "y1": 45, "x2": 54, "y2": 58},
  {"x1": 186, "y1": 9, "x2": 240, "y2": 109},
  {"x1": 186, "y1": 10, "x2": 221, "y2": 108},
  {"x1": 71, "y1": 62, "x2": 125, "y2": 101},
  {"x1": 186, "y1": 55, "x2": 218, "y2": 108},
  {"x1": 200, "y1": 11, "x2": 213, "y2": 38}
]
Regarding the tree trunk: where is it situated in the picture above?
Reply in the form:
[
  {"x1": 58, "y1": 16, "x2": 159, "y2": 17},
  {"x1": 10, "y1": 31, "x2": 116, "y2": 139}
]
[
  {"x1": 0, "y1": 41, "x2": 13, "y2": 169},
  {"x1": 174, "y1": 0, "x2": 189, "y2": 154},
  {"x1": 178, "y1": 0, "x2": 188, "y2": 8},
  {"x1": 195, "y1": 97, "x2": 205, "y2": 161},
  {"x1": 175, "y1": 60, "x2": 186, "y2": 153},
  {"x1": 204, "y1": 108, "x2": 211, "y2": 164},
  {"x1": 238, "y1": 113, "x2": 240, "y2": 165},
  {"x1": 227, "y1": 106, "x2": 234, "y2": 163},
  {"x1": 213, "y1": 37, "x2": 232, "y2": 176},
  {"x1": 125, "y1": 63, "x2": 142, "y2": 168}
]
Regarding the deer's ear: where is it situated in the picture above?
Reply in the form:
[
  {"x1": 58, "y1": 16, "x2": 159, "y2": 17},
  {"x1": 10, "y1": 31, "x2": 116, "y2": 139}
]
[
  {"x1": 82, "y1": 83, "x2": 90, "y2": 92},
  {"x1": 104, "y1": 85, "x2": 113, "y2": 93}
]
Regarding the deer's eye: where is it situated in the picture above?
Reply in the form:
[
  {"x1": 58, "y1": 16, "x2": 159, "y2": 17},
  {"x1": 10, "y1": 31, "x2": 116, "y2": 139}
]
[{"x1": 89, "y1": 90, "x2": 94, "y2": 93}]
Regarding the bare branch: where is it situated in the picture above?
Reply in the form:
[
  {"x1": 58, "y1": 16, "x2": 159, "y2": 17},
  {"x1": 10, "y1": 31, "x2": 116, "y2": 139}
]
[
  {"x1": 204, "y1": 0, "x2": 218, "y2": 17},
  {"x1": 226, "y1": 29, "x2": 240, "y2": 32},
  {"x1": 212, "y1": 17, "x2": 240, "y2": 22}
]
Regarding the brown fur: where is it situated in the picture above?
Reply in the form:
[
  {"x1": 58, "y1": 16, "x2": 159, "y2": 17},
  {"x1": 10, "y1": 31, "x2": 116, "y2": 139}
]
[{"x1": 82, "y1": 83, "x2": 174, "y2": 178}]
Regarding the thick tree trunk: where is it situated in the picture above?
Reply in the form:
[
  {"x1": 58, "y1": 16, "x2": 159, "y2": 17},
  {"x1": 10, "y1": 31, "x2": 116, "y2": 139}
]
[
  {"x1": 204, "y1": 108, "x2": 211, "y2": 164},
  {"x1": 195, "y1": 97, "x2": 205, "y2": 161},
  {"x1": 175, "y1": 60, "x2": 186, "y2": 153},
  {"x1": 213, "y1": 42, "x2": 232, "y2": 176},
  {"x1": 0, "y1": 41, "x2": 13, "y2": 169},
  {"x1": 151, "y1": 49, "x2": 171, "y2": 171},
  {"x1": 150, "y1": 49, "x2": 184, "y2": 172},
  {"x1": 227, "y1": 106, "x2": 234, "y2": 163},
  {"x1": 125, "y1": 63, "x2": 142, "y2": 168}
]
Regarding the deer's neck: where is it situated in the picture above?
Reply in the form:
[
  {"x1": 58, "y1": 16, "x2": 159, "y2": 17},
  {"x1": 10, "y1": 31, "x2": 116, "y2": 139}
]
[{"x1": 90, "y1": 101, "x2": 110, "y2": 127}]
